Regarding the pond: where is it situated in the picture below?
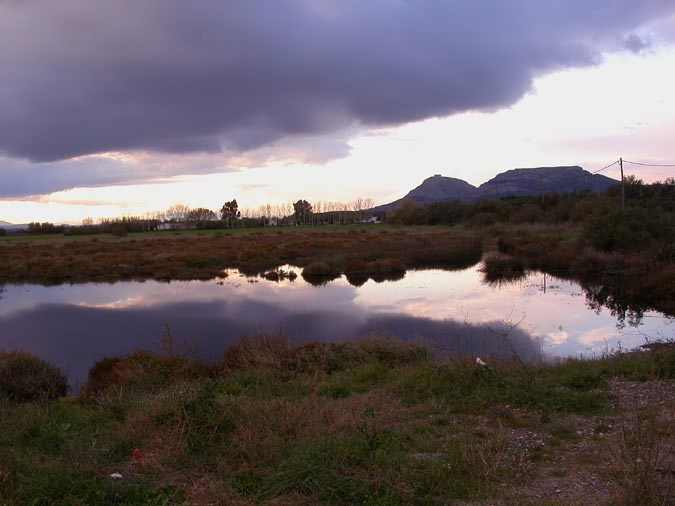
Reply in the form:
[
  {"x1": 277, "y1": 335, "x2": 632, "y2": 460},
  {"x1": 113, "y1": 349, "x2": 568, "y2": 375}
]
[{"x1": 0, "y1": 262, "x2": 672, "y2": 389}]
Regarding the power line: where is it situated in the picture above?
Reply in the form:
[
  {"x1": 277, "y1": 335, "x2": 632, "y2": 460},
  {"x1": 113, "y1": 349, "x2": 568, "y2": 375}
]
[
  {"x1": 623, "y1": 160, "x2": 675, "y2": 168},
  {"x1": 592, "y1": 159, "x2": 619, "y2": 174}
]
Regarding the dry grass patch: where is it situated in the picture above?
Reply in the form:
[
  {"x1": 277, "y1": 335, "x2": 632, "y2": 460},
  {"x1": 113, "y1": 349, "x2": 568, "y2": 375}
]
[{"x1": 0, "y1": 226, "x2": 482, "y2": 284}]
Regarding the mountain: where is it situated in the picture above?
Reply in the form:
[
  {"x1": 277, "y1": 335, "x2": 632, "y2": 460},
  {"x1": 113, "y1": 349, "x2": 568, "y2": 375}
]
[
  {"x1": 0, "y1": 221, "x2": 30, "y2": 231},
  {"x1": 477, "y1": 166, "x2": 617, "y2": 199},
  {"x1": 374, "y1": 175, "x2": 478, "y2": 213},
  {"x1": 372, "y1": 166, "x2": 618, "y2": 213}
]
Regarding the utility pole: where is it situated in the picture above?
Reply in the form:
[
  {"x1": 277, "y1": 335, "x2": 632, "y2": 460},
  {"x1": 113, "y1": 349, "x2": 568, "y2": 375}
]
[{"x1": 619, "y1": 157, "x2": 625, "y2": 212}]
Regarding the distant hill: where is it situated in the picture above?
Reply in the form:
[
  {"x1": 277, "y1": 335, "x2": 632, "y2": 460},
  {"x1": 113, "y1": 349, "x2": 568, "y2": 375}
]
[
  {"x1": 477, "y1": 166, "x2": 617, "y2": 199},
  {"x1": 0, "y1": 221, "x2": 29, "y2": 231},
  {"x1": 372, "y1": 166, "x2": 618, "y2": 213},
  {"x1": 375, "y1": 175, "x2": 477, "y2": 212}
]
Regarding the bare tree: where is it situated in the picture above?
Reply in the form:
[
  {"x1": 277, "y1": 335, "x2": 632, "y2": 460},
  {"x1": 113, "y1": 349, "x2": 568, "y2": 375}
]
[{"x1": 165, "y1": 204, "x2": 191, "y2": 222}]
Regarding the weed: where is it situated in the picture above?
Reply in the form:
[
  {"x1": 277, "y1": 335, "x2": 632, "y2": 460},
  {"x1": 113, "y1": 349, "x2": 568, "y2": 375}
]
[{"x1": 610, "y1": 408, "x2": 674, "y2": 505}]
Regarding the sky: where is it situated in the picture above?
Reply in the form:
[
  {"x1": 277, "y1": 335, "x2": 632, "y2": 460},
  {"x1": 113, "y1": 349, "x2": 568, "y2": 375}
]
[{"x1": 1, "y1": 1, "x2": 675, "y2": 224}]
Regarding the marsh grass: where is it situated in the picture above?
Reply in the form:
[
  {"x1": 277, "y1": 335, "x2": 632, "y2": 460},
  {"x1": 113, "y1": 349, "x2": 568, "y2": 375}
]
[
  {"x1": 2, "y1": 222, "x2": 672, "y2": 320},
  {"x1": 0, "y1": 225, "x2": 483, "y2": 285},
  {"x1": 1, "y1": 339, "x2": 674, "y2": 504}
]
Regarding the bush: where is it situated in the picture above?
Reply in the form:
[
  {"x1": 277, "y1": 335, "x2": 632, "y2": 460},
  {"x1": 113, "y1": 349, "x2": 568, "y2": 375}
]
[
  {"x1": 583, "y1": 207, "x2": 672, "y2": 254},
  {"x1": 0, "y1": 228, "x2": 6, "y2": 236},
  {"x1": 301, "y1": 261, "x2": 342, "y2": 285},
  {"x1": 302, "y1": 261, "x2": 337, "y2": 277},
  {"x1": 0, "y1": 353, "x2": 67, "y2": 402},
  {"x1": 480, "y1": 253, "x2": 526, "y2": 283},
  {"x1": 84, "y1": 352, "x2": 211, "y2": 396}
]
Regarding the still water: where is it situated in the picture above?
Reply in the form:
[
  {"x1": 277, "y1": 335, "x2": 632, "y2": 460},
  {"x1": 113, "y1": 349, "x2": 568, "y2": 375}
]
[{"x1": 0, "y1": 263, "x2": 672, "y2": 388}]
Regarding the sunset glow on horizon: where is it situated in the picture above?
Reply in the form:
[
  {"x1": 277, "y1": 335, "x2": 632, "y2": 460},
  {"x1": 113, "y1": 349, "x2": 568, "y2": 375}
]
[{"x1": 1, "y1": 2, "x2": 674, "y2": 224}]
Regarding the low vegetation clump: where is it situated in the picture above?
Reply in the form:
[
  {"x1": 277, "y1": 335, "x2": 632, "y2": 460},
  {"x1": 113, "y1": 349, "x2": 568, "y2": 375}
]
[
  {"x1": 0, "y1": 352, "x2": 68, "y2": 402},
  {"x1": 1, "y1": 339, "x2": 674, "y2": 504},
  {"x1": 301, "y1": 260, "x2": 342, "y2": 284},
  {"x1": 262, "y1": 268, "x2": 297, "y2": 282},
  {"x1": 480, "y1": 252, "x2": 526, "y2": 284},
  {"x1": 83, "y1": 352, "x2": 214, "y2": 396}
]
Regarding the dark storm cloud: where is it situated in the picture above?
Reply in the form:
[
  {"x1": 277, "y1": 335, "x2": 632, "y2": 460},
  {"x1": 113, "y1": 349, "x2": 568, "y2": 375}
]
[
  {"x1": 0, "y1": 156, "x2": 136, "y2": 197},
  {"x1": 0, "y1": 0, "x2": 674, "y2": 188}
]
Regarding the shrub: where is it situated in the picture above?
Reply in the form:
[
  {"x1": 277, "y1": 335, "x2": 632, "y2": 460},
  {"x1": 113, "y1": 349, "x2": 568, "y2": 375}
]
[
  {"x1": 84, "y1": 352, "x2": 211, "y2": 396},
  {"x1": 583, "y1": 208, "x2": 658, "y2": 253},
  {"x1": 0, "y1": 352, "x2": 67, "y2": 402},
  {"x1": 480, "y1": 253, "x2": 526, "y2": 284},
  {"x1": 301, "y1": 261, "x2": 342, "y2": 285},
  {"x1": 302, "y1": 261, "x2": 337, "y2": 277}
]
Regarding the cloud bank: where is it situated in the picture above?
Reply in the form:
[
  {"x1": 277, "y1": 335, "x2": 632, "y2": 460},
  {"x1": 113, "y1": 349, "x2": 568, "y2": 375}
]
[{"x1": 1, "y1": 0, "x2": 674, "y2": 195}]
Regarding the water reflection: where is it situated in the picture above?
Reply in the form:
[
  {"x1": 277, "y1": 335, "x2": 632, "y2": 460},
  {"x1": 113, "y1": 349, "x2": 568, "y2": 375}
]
[
  {"x1": 0, "y1": 264, "x2": 672, "y2": 388},
  {"x1": 481, "y1": 263, "x2": 660, "y2": 329}
]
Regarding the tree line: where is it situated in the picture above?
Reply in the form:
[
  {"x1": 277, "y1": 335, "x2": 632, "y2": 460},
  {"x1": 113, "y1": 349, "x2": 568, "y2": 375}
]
[{"x1": 13, "y1": 197, "x2": 377, "y2": 236}]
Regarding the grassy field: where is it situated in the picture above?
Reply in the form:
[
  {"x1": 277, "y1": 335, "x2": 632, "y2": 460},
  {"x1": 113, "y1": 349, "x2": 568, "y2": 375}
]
[
  {"x1": 1, "y1": 338, "x2": 674, "y2": 505},
  {"x1": 0, "y1": 225, "x2": 483, "y2": 284},
  {"x1": 0, "y1": 224, "x2": 440, "y2": 244},
  {"x1": 1, "y1": 222, "x2": 672, "y2": 319}
]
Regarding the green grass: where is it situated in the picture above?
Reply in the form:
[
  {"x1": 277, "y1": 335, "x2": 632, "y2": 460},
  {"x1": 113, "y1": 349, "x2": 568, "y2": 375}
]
[
  {"x1": 3, "y1": 465, "x2": 181, "y2": 506},
  {"x1": 1, "y1": 340, "x2": 674, "y2": 504},
  {"x1": 319, "y1": 363, "x2": 394, "y2": 399},
  {"x1": 0, "y1": 224, "x2": 444, "y2": 245}
]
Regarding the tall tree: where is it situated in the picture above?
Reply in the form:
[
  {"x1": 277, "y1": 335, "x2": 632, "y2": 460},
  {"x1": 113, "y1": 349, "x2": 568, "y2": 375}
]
[
  {"x1": 220, "y1": 199, "x2": 240, "y2": 227},
  {"x1": 293, "y1": 199, "x2": 312, "y2": 225}
]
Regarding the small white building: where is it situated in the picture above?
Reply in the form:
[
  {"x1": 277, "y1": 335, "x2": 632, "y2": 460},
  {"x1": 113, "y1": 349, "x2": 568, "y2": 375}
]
[{"x1": 157, "y1": 222, "x2": 197, "y2": 231}]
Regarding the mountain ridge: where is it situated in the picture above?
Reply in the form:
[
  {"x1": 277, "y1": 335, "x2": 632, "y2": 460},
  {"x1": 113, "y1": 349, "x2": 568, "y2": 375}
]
[{"x1": 372, "y1": 166, "x2": 618, "y2": 213}]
